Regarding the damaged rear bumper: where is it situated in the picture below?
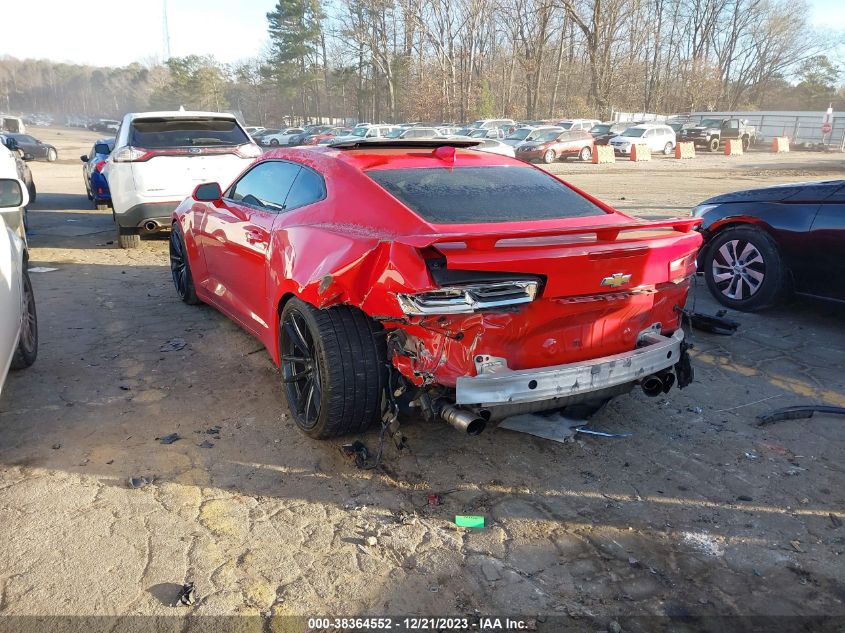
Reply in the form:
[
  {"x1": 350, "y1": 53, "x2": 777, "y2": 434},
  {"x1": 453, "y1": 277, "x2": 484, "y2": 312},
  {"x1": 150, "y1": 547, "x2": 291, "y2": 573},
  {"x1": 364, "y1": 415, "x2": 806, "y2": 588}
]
[{"x1": 455, "y1": 329, "x2": 684, "y2": 407}]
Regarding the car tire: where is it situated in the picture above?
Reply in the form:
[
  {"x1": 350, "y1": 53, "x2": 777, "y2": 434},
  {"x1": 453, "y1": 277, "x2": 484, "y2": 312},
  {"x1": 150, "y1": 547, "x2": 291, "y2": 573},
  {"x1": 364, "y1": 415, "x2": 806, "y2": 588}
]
[
  {"x1": 117, "y1": 230, "x2": 140, "y2": 249},
  {"x1": 269, "y1": 139, "x2": 279, "y2": 146},
  {"x1": 703, "y1": 226, "x2": 786, "y2": 311},
  {"x1": 579, "y1": 146, "x2": 592, "y2": 162},
  {"x1": 280, "y1": 297, "x2": 386, "y2": 439},
  {"x1": 663, "y1": 142, "x2": 673, "y2": 155},
  {"x1": 542, "y1": 149, "x2": 556, "y2": 164},
  {"x1": 28, "y1": 181, "x2": 36, "y2": 203},
  {"x1": 708, "y1": 138, "x2": 719, "y2": 152},
  {"x1": 10, "y1": 269, "x2": 38, "y2": 370},
  {"x1": 46, "y1": 148, "x2": 57, "y2": 162},
  {"x1": 169, "y1": 223, "x2": 201, "y2": 305},
  {"x1": 95, "y1": 199, "x2": 110, "y2": 211}
]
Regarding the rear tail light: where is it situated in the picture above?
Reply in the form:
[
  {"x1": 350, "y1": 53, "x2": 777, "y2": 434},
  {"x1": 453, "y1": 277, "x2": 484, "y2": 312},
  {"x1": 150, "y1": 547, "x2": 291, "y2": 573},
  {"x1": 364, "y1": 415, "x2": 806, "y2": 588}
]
[
  {"x1": 112, "y1": 146, "x2": 149, "y2": 162},
  {"x1": 398, "y1": 280, "x2": 539, "y2": 315},
  {"x1": 236, "y1": 143, "x2": 262, "y2": 158},
  {"x1": 95, "y1": 160, "x2": 107, "y2": 173},
  {"x1": 669, "y1": 253, "x2": 697, "y2": 283}
]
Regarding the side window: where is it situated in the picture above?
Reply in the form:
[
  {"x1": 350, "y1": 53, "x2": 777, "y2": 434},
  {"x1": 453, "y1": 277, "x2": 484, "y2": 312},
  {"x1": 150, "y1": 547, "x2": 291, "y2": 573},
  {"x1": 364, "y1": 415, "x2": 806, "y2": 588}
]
[
  {"x1": 226, "y1": 160, "x2": 301, "y2": 212},
  {"x1": 283, "y1": 166, "x2": 326, "y2": 211},
  {"x1": 643, "y1": 129, "x2": 654, "y2": 138}
]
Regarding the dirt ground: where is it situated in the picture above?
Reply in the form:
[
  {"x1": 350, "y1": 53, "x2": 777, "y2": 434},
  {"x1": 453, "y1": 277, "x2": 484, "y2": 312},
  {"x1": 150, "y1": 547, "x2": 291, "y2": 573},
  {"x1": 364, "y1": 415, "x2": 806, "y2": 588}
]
[{"x1": 1, "y1": 127, "x2": 844, "y2": 631}]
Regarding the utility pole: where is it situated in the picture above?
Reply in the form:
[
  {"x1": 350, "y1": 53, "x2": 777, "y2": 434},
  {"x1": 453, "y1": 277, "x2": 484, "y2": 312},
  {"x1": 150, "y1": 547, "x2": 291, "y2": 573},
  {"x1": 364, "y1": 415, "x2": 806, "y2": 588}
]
[{"x1": 163, "y1": 0, "x2": 172, "y2": 61}]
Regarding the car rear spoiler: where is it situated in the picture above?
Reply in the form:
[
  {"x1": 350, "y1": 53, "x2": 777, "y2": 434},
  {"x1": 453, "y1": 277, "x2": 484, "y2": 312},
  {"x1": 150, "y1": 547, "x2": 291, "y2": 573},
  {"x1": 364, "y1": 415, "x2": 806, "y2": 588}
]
[
  {"x1": 400, "y1": 217, "x2": 703, "y2": 250},
  {"x1": 329, "y1": 138, "x2": 483, "y2": 150}
]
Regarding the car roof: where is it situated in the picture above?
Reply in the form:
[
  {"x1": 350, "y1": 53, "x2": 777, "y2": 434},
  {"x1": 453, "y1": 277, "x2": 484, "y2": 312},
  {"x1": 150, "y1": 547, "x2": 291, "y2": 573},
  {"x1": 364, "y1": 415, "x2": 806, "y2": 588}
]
[{"x1": 95, "y1": 137, "x2": 115, "y2": 145}]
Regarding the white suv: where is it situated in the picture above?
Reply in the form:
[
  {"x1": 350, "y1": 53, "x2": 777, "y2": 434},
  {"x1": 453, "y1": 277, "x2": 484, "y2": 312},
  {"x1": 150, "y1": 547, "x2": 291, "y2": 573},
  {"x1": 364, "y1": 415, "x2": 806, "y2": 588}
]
[
  {"x1": 557, "y1": 119, "x2": 601, "y2": 131},
  {"x1": 609, "y1": 123, "x2": 676, "y2": 156},
  {"x1": 107, "y1": 111, "x2": 261, "y2": 248}
]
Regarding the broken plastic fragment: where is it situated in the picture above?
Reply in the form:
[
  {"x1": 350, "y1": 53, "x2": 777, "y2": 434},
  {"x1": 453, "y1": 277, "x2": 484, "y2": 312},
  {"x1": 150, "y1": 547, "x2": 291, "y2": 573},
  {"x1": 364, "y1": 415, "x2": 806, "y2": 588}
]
[
  {"x1": 177, "y1": 582, "x2": 195, "y2": 606},
  {"x1": 455, "y1": 515, "x2": 485, "y2": 528}
]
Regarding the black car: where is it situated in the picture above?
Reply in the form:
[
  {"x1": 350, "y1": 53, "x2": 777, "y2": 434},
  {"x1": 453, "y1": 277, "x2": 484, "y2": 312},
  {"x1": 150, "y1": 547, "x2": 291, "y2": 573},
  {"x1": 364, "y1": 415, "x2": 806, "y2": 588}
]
[
  {"x1": 589, "y1": 121, "x2": 628, "y2": 145},
  {"x1": 5, "y1": 133, "x2": 57, "y2": 162},
  {"x1": 693, "y1": 180, "x2": 845, "y2": 310}
]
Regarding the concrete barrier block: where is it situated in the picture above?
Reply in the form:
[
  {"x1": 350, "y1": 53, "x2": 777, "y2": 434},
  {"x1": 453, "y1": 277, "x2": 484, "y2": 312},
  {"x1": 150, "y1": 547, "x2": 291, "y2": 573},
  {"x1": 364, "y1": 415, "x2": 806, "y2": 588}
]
[
  {"x1": 630, "y1": 144, "x2": 651, "y2": 162},
  {"x1": 592, "y1": 145, "x2": 616, "y2": 164},
  {"x1": 772, "y1": 137, "x2": 790, "y2": 153},
  {"x1": 674, "y1": 142, "x2": 695, "y2": 159},
  {"x1": 724, "y1": 139, "x2": 743, "y2": 156}
]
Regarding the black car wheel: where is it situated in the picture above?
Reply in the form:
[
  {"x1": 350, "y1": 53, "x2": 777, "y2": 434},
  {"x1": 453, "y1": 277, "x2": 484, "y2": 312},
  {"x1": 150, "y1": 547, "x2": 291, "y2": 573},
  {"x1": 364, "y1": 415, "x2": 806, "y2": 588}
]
[
  {"x1": 280, "y1": 298, "x2": 386, "y2": 439},
  {"x1": 270, "y1": 139, "x2": 280, "y2": 146},
  {"x1": 579, "y1": 146, "x2": 592, "y2": 162},
  {"x1": 703, "y1": 226, "x2": 786, "y2": 311},
  {"x1": 542, "y1": 149, "x2": 556, "y2": 164},
  {"x1": 11, "y1": 269, "x2": 38, "y2": 370},
  {"x1": 46, "y1": 148, "x2": 57, "y2": 162},
  {"x1": 28, "y1": 181, "x2": 36, "y2": 203},
  {"x1": 169, "y1": 224, "x2": 200, "y2": 305},
  {"x1": 663, "y1": 142, "x2": 673, "y2": 155},
  {"x1": 708, "y1": 138, "x2": 719, "y2": 152}
]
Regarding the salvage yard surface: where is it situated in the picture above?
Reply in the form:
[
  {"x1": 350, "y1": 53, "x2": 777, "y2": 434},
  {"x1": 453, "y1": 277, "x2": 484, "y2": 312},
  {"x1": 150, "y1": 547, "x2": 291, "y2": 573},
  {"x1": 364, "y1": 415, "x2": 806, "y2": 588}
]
[{"x1": 1, "y1": 128, "x2": 844, "y2": 628}]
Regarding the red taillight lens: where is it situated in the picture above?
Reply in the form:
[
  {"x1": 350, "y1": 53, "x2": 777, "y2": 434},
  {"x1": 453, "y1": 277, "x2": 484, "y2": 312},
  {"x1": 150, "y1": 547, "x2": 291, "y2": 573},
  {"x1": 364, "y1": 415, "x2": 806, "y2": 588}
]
[
  {"x1": 95, "y1": 160, "x2": 107, "y2": 173},
  {"x1": 669, "y1": 253, "x2": 697, "y2": 283}
]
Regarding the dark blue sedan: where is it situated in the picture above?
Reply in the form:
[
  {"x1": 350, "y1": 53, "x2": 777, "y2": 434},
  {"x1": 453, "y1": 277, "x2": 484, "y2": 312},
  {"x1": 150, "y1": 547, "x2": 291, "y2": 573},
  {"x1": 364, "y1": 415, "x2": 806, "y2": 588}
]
[
  {"x1": 693, "y1": 179, "x2": 845, "y2": 310},
  {"x1": 80, "y1": 138, "x2": 114, "y2": 209}
]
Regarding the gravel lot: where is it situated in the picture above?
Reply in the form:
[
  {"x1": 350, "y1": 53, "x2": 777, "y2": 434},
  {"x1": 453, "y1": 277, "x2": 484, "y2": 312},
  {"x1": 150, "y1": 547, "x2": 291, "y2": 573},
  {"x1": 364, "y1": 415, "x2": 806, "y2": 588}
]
[{"x1": 1, "y1": 127, "x2": 844, "y2": 630}]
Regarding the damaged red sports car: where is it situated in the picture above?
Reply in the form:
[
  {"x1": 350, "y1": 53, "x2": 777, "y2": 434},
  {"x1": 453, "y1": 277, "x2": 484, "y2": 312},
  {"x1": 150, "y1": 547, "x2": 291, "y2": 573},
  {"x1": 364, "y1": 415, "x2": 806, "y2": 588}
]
[{"x1": 169, "y1": 139, "x2": 702, "y2": 439}]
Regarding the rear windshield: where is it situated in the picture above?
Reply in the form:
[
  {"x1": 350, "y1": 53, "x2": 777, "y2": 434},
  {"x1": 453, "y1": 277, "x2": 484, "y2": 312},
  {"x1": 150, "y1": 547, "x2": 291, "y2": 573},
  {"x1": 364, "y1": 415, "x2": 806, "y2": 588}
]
[
  {"x1": 366, "y1": 166, "x2": 606, "y2": 224},
  {"x1": 130, "y1": 118, "x2": 249, "y2": 148},
  {"x1": 622, "y1": 128, "x2": 646, "y2": 137},
  {"x1": 95, "y1": 143, "x2": 113, "y2": 154}
]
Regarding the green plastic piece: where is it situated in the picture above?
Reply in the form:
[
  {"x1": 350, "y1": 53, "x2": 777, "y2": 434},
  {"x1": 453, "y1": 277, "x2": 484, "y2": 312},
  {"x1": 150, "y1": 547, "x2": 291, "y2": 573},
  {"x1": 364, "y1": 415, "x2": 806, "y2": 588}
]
[{"x1": 455, "y1": 515, "x2": 485, "y2": 528}]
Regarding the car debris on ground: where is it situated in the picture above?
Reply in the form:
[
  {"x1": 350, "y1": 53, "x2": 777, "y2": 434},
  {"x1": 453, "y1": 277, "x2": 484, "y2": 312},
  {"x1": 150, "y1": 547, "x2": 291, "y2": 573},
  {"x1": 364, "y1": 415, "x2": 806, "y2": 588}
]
[{"x1": 758, "y1": 405, "x2": 845, "y2": 425}]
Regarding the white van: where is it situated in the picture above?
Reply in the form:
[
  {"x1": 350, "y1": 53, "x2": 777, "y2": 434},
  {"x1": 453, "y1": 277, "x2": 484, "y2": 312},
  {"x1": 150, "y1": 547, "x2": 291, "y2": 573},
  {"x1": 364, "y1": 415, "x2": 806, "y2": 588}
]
[
  {"x1": 609, "y1": 123, "x2": 676, "y2": 156},
  {"x1": 557, "y1": 119, "x2": 601, "y2": 132},
  {"x1": 0, "y1": 116, "x2": 25, "y2": 135},
  {"x1": 106, "y1": 111, "x2": 261, "y2": 248}
]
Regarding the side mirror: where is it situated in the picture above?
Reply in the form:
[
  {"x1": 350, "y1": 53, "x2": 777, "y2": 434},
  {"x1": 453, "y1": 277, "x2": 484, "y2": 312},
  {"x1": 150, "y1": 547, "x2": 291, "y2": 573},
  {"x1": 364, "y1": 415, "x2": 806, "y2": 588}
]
[
  {"x1": 193, "y1": 182, "x2": 222, "y2": 202},
  {"x1": 81, "y1": 155, "x2": 89, "y2": 162},
  {"x1": 0, "y1": 178, "x2": 27, "y2": 211},
  {"x1": 22, "y1": 153, "x2": 35, "y2": 162}
]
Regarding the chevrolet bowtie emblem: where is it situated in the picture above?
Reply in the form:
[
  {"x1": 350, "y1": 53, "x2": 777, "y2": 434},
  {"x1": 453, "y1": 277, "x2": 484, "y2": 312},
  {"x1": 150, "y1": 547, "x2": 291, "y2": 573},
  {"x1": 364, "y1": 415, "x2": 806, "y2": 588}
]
[{"x1": 600, "y1": 273, "x2": 632, "y2": 288}]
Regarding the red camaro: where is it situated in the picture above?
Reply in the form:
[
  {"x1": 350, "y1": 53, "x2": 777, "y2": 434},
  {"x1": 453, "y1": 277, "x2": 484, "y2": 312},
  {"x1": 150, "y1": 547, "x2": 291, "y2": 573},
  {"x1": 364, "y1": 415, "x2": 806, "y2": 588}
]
[{"x1": 170, "y1": 139, "x2": 702, "y2": 439}]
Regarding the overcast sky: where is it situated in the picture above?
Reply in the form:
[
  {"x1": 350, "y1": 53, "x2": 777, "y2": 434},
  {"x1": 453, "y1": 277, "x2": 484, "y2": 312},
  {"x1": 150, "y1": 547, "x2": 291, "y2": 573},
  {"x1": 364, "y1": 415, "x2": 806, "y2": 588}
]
[{"x1": 2, "y1": 0, "x2": 844, "y2": 68}]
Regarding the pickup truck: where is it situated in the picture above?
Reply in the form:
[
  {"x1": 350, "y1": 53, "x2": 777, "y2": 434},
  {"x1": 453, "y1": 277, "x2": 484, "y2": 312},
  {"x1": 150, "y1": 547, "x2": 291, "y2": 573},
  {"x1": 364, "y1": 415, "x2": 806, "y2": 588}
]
[{"x1": 678, "y1": 118, "x2": 756, "y2": 152}]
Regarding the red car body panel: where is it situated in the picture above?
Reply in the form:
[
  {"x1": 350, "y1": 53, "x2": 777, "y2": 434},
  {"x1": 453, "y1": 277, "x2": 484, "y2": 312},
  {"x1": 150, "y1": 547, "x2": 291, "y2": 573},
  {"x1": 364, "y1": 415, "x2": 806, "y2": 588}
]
[
  {"x1": 173, "y1": 146, "x2": 702, "y2": 390},
  {"x1": 516, "y1": 130, "x2": 595, "y2": 161}
]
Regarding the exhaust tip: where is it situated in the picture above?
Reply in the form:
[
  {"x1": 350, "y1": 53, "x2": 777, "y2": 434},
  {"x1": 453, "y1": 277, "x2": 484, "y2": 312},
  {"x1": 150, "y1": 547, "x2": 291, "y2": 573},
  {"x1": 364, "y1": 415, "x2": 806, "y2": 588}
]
[
  {"x1": 143, "y1": 220, "x2": 159, "y2": 231},
  {"x1": 466, "y1": 418, "x2": 486, "y2": 436},
  {"x1": 641, "y1": 376, "x2": 664, "y2": 398},
  {"x1": 440, "y1": 404, "x2": 487, "y2": 436}
]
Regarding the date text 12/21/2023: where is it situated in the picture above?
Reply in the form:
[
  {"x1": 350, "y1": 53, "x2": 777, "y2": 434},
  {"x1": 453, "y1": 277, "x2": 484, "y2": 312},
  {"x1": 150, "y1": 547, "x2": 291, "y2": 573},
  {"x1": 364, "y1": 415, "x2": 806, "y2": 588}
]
[{"x1": 306, "y1": 616, "x2": 534, "y2": 630}]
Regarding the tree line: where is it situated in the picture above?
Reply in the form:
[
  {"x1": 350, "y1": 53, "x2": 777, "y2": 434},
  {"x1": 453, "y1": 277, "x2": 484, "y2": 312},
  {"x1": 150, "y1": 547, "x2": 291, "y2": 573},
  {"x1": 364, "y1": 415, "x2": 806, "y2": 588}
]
[{"x1": 0, "y1": 0, "x2": 841, "y2": 126}]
